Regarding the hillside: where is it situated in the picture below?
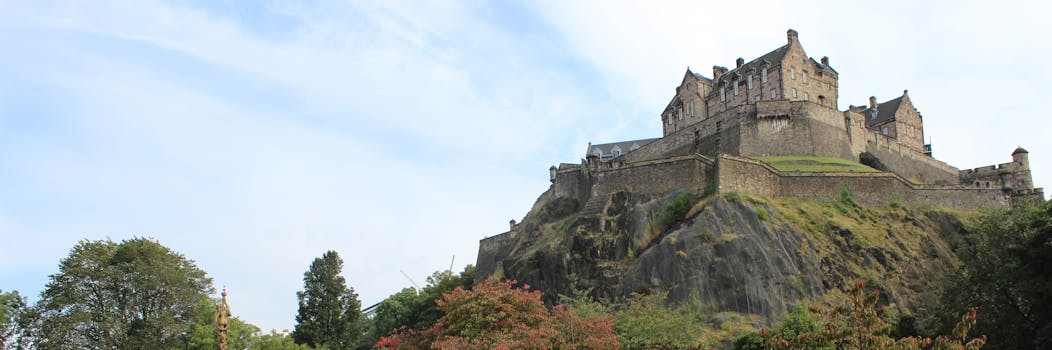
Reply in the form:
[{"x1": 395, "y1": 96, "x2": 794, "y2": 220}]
[{"x1": 477, "y1": 186, "x2": 975, "y2": 325}]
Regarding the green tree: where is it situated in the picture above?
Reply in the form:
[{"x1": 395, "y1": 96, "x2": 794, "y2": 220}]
[
  {"x1": 937, "y1": 200, "x2": 1052, "y2": 349},
  {"x1": 1, "y1": 289, "x2": 27, "y2": 348},
  {"x1": 292, "y1": 251, "x2": 362, "y2": 349},
  {"x1": 366, "y1": 265, "x2": 476, "y2": 343},
  {"x1": 27, "y1": 238, "x2": 213, "y2": 349}
]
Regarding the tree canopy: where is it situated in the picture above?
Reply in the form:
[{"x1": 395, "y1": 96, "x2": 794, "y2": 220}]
[
  {"x1": 25, "y1": 237, "x2": 213, "y2": 349},
  {"x1": 292, "y1": 250, "x2": 363, "y2": 349},
  {"x1": 937, "y1": 200, "x2": 1052, "y2": 349}
]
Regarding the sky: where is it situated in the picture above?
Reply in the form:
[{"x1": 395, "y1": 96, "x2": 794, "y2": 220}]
[{"x1": 2, "y1": 0, "x2": 1050, "y2": 332}]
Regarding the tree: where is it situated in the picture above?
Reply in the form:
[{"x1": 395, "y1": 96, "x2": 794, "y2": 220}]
[
  {"x1": 937, "y1": 200, "x2": 1052, "y2": 349},
  {"x1": 377, "y1": 279, "x2": 618, "y2": 349},
  {"x1": 27, "y1": 237, "x2": 213, "y2": 349},
  {"x1": 366, "y1": 265, "x2": 476, "y2": 342},
  {"x1": 764, "y1": 281, "x2": 985, "y2": 350},
  {"x1": 1, "y1": 289, "x2": 27, "y2": 348},
  {"x1": 292, "y1": 251, "x2": 362, "y2": 349}
]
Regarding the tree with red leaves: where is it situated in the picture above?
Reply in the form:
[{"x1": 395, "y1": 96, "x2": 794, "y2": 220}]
[{"x1": 376, "y1": 279, "x2": 619, "y2": 349}]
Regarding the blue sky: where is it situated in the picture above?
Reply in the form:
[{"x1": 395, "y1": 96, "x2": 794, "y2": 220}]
[{"x1": 2, "y1": 0, "x2": 1050, "y2": 332}]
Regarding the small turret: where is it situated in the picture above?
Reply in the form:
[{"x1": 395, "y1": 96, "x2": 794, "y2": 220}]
[{"x1": 549, "y1": 165, "x2": 557, "y2": 183}]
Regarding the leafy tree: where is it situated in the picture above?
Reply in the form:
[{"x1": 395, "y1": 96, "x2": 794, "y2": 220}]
[
  {"x1": 292, "y1": 251, "x2": 362, "y2": 349},
  {"x1": 376, "y1": 279, "x2": 618, "y2": 349},
  {"x1": 936, "y1": 200, "x2": 1052, "y2": 349},
  {"x1": 609, "y1": 292, "x2": 708, "y2": 350},
  {"x1": 366, "y1": 265, "x2": 476, "y2": 342},
  {"x1": 764, "y1": 281, "x2": 985, "y2": 350},
  {"x1": 1, "y1": 289, "x2": 27, "y2": 348},
  {"x1": 26, "y1": 238, "x2": 212, "y2": 349}
]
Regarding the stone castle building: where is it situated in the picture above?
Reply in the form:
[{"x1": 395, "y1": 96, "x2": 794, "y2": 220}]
[{"x1": 559, "y1": 29, "x2": 1042, "y2": 211}]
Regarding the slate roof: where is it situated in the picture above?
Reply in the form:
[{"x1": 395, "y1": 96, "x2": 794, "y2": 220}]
[
  {"x1": 864, "y1": 96, "x2": 904, "y2": 127},
  {"x1": 714, "y1": 45, "x2": 789, "y2": 84},
  {"x1": 588, "y1": 138, "x2": 661, "y2": 159}
]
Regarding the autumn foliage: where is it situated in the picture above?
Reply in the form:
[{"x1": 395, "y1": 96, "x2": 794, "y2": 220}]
[
  {"x1": 763, "y1": 281, "x2": 986, "y2": 350},
  {"x1": 376, "y1": 279, "x2": 619, "y2": 349}
]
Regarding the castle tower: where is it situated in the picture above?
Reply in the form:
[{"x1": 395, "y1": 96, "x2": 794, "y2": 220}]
[{"x1": 1012, "y1": 147, "x2": 1034, "y2": 190}]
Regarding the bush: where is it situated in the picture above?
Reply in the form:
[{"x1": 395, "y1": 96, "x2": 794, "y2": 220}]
[{"x1": 859, "y1": 152, "x2": 889, "y2": 172}]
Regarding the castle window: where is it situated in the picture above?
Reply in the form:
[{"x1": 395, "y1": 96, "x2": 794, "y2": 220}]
[
  {"x1": 790, "y1": 68, "x2": 796, "y2": 80},
  {"x1": 818, "y1": 95, "x2": 826, "y2": 106},
  {"x1": 803, "y1": 92, "x2": 809, "y2": 101},
  {"x1": 689, "y1": 100, "x2": 695, "y2": 117},
  {"x1": 733, "y1": 79, "x2": 740, "y2": 95},
  {"x1": 792, "y1": 88, "x2": 798, "y2": 98},
  {"x1": 761, "y1": 68, "x2": 768, "y2": 82},
  {"x1": 747, "y1": 75, "x2": 754, "y2": 89},
  {"x1": 720, "y1": 87, "x2": 726, "y2": 101},
  {"x1": 803, "y1": 72, "x2": 808, "y2": 84},
  {"x1": 882, "y1": 126, "x2": 889, "y2": 135},
  {"x1": 770, "y1": 88, "x2": 778, "y2": 98}
]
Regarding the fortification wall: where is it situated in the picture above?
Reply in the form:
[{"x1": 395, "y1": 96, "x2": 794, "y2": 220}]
[
  {"x1": 739, "y1": 101, "x2": 854, "y2": 159},
  {"x1": 553, "y1": 164, "x2": 589, "y2": 204},
  {"x1": 717, "y1": 155, "x2": 1009, "y2": 209},
  {"x1": 624, "y1": 110, "x2": 745, "y2": 162},
  {"x1": 476, "y1": 229, "x2": 519, "y2": 278},
  {"x1": 591, "y1": 155, "x2": 713, "y2": 198},
  {"x1": 864, "y1": 131, "x2": 959, "y2": 185}
]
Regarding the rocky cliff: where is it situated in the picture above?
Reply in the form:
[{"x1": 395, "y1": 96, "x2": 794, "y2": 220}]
[{"x1": 477, "y1": 187, "x2": 973, "y2": 324}]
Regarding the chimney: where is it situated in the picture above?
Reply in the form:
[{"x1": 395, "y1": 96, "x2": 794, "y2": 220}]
[
  {"x1": 903, "y1": 89, "x2": 909, "y2": 96},
  {"x1": 869, "y1": 96, "x2": 877, "y2": 109},
  {"x1": 787, "y1": 29, "x2": 799, "y2": 45},
  {"x1": 736, "y1": 57, "x2": 744, "y2": 68},
  {"x1": 713, "y1": 65, "x2": 727, "y2": 79},
  {"x1": 821, "y1": 56, "x2": 829, "y2": 66}
]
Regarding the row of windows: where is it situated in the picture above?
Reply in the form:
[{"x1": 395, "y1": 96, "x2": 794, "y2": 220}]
[{"x1": 789, "y1": 68, "x2": 809, "y2": 84}]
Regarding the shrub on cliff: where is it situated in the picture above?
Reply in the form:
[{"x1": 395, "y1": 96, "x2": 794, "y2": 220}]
[{"x1": 376, "y1": 279, "x2": 618, "y2": 349}]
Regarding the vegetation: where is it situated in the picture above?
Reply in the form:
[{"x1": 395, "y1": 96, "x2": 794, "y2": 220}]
[
  {"x1": 859, "y1": 152, "x2": 890, "y2": 172},
  {"x1": 293, "y1": 250, "x2": 363, "y2": 349},
  {"x1": 20, "y1": 238, "x2": 213, "y2": 349},
  {"x1": 755, "y1": 281, "x2": 986, "y2": 350},
  {"x1": 644, "y1": 191, "x2": 699, "y2": 248},
  {"x1": 935, "y1": 200, "x2": 1052, "y2": 349},
  {"x1": 0, "y1": 290, "x2": 26, "y2": 348},
  {"x1": 366, "y1": 266, "x2": 476, "y2": 343},
  {"x1": 376, "y1": 279, "x2": 619, "y2": 349},
  {"x1": 756, "y1": 156, "x2": 879, "y2": 173}
]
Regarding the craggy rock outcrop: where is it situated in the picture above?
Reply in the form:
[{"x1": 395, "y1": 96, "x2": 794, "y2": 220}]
[{"x1": 478, "y1": 189, "x2": 970, "y2": 324}]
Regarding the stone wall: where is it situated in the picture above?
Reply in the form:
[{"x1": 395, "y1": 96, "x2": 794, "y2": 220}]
[
  {"x1": 863, "y1": 131, "x2": 959, "y2": 185},
  {"x1": 717, "y1": 154, "x2": 1010, "y2": 209},
  {"x1": 591, "y1": 155, "x2": 714, "y2": 199},
  {"x1": 476, "y1": 229, "x2": 519, "y2": 278},
  {"x1": 739, "y1": 101, "x2": 854, "y2": 159}
]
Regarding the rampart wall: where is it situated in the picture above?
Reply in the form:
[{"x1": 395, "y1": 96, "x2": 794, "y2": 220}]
[
  {"x1": 476, "y1": 229, "x2": 520, "y2": 278},
  {"x1": 739, "y1": 101, "x2": 854, "y2": 159},
  {"x1": 716, "y1": 155, "x2": 1009, "y2": 209},
  {"x1": 590, "y1": 155, "x2": 713, "y2": 199},
  {"x1": 863, "y1": 130, "x2": 960, "y2": 185}
]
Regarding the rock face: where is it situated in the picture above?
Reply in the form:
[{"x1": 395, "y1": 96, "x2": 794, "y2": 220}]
[{"x1": 477, "y1": 188, "x2": 970, "y2": 324}]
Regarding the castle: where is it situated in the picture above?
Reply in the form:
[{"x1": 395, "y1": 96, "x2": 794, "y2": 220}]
[{"x1": 553, "y1": 29, "x2": 1042, "y2": 215}]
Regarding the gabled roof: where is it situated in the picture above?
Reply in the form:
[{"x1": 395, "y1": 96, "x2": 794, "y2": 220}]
[
  {"x1": 588, "y1": 138, "x2": 661, "y2": 157},
  {"x1": 715, "y1": 45, "x2": 789, "y2": 84},
  {"x1": 864, "y1": 96, "x2": 904, "y2": 127}
]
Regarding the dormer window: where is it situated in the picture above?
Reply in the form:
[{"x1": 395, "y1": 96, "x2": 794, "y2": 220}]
[
  {"x1": 733, "y1": 78, "x2": 740, "y2": 95},
  {"x1": 720, "y1": 86, "x2": 726, "y2": 101},
  {"x1": 761, "y1": 68, "x2": 768, "y2": 82},
  {"x1": 747, "y1": 75, "x2": 754, "y2": 89}
]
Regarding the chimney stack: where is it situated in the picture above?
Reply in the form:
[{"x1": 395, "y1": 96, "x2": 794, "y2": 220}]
[
  {"x1": 821, "y1": 56, "x2": 829, "y2": 66},
  {"x1": 736, "y1": 57, "x2": 744, "y2": 68},
  {"x1": 787, "y1": 29, "x2": 799, "y2": 45},
  {"x1": 869, "y1": 96, "x2": 877, "y2": 109},
  {"x1": 712, "y1": 65, "x2": 727, "y2": 79}
]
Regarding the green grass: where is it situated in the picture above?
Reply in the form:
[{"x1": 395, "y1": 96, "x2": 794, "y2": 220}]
[{"x1": 754, "y1": 156, "x2": 880, "y2": 173}]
